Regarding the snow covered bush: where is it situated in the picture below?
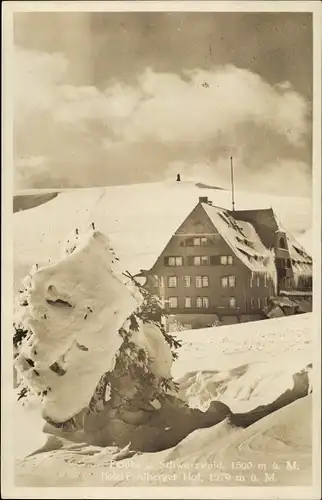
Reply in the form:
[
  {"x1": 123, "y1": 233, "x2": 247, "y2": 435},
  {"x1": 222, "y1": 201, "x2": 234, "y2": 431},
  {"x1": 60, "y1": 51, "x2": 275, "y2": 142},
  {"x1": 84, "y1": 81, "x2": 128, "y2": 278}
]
[
  {"x1": 13, "y1": 228, "x2": 182, "y2": 436},
  {"x1": 168, "y1": 319, "x2": 187, "y2": 333}
]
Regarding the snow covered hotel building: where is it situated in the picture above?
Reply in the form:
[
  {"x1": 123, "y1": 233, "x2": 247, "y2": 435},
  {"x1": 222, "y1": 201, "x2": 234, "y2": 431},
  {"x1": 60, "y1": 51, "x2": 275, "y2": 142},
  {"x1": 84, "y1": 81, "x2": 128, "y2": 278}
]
[{"x1": 138, "y1": 196, "x2": 312, "y2": 330}]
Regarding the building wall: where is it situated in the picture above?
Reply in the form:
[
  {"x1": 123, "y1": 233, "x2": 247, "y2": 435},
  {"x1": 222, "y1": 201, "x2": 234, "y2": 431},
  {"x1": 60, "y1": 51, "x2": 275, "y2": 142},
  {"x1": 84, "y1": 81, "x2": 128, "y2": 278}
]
[{"x1": 146, "y1": 203, "x2": 274, "y2": 319}]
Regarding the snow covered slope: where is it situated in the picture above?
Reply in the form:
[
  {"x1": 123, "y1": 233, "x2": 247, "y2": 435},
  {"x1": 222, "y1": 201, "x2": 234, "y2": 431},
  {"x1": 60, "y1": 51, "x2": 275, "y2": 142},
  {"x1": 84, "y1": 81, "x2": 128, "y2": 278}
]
[{"x1": 13, "y1": 181, "x2": 312, "y2": 292}]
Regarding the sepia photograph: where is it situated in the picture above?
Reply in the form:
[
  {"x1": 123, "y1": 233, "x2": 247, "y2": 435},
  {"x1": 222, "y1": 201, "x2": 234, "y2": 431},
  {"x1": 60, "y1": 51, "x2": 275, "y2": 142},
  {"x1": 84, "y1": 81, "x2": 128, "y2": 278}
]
[{"x1": 2, "y1": 1, "x2": 321, "y2": 498}]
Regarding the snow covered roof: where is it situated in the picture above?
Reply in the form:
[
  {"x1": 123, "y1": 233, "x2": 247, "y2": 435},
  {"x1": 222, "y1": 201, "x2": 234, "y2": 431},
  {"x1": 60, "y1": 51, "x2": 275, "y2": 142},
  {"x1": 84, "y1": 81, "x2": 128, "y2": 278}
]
[
  {"x1": 286, "y1": 231, "x2": 312, "y2": 265},
  {"x1": 280, "y1": 290, "x2": 312, "y2": 297},
  {"x1": 202, "y1": 203, "x2": 275, "y2": 272}
]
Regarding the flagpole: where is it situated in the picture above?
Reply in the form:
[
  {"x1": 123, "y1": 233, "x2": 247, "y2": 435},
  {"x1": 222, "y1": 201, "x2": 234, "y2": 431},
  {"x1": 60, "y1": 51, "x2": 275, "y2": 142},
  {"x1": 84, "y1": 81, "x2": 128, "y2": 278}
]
[{"x1": 230, "y1": 156, "x2": 235, "y2": 211}]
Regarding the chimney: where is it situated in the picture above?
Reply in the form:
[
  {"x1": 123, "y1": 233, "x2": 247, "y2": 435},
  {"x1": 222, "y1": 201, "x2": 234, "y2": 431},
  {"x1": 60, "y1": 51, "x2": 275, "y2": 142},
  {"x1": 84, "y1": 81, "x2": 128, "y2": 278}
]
[{"x1": 199, "y1": 196, "x2": 208, "y2": 203}]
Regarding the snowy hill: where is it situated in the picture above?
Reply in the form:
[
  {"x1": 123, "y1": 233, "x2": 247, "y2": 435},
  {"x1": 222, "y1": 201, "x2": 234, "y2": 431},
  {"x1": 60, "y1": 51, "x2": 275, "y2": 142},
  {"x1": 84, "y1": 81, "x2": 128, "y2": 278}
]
[{"x1": 13, "y1": 180, "x2": 312, "y2": 292}]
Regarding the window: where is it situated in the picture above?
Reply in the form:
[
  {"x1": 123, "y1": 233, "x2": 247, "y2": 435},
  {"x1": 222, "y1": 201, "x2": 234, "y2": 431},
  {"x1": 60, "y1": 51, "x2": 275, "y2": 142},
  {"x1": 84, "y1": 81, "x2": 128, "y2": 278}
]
[
  {"x1": 264, "y1": 297, "x2": 268, "y2": 307},
  {"x1": 196, "y1": 276, "x2": 202, "y2": 288},
  {"x1": 228, "y1": 276, "x2": 236, "y2": 288},
  {"x1": 229, "y1": 297, "x2": 236, "y2": 308},
  {"x1": 221, "y1": 276, "x2": 228, "y2": 288},
  {"x1": 168, "y1": 297, "x2": 178, "y2": 309},
  {"x1": 256, "y1": 276, "x2": 260, "y2": 287},
  {"x1": 279, "y1": 237, "x2": 286, "y2": 249},
  {"x1": 264, "y1": 275, "x2": 267, "y2": 287},
  {"x1": 203, "y1": 297, "x2": 209, "y2": 308},
  {"x1": 193, "y1": 256, "x2": 201, "y2": 266},
  {"x1": 257, "y1": 298, "x2": 261, "y2": 309},
  {"x1": 196, "y1": 297, "x2": 209, "y2": 308},
  {"x1": 196, "y1": 276, "x2": 209, "y2": 288},
  {"x1": 251, "y1": 298, "x2": 255, "y2": 308},
  {"x1": 184, "y1": 297, "x2": 192, "y2": 308},
  {"x1": 187, "y1": 237, "x2": 209, "y2": 247},
  {"x1": 221, "y1": 276, "x2": 235, "y2": 288},
  {"x1": 202, "y1": 276, "x2": 209, "y2": 287},
  {"x1": 220, "y1": 255, "x2": 233, "y2": 265},
  {"x1": 184, "y1": 276, "x2": 191, "y2": 287},
  {"x1": 166, "y1": 256, "x2": 183, "y2": 267},
  {"x1": 250, "y1": 276, "x2": 253, "y2": 287},
  {"x1": 168, "y1": 276, "x2": 177, "y2": 288},
  {"x1": 196, "y1": 297, "x2": 203, "y2": 308},
  {"x1": 193, "y1": 256, "x2": 209, "y2": 266}
]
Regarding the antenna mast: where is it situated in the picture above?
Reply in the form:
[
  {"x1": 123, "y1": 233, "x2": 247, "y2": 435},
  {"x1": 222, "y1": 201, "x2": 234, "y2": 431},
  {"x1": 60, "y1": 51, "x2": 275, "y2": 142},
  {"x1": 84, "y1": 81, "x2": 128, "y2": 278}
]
[{"x1": 230, "y1": 156, "x2": 235, "y2": 211}]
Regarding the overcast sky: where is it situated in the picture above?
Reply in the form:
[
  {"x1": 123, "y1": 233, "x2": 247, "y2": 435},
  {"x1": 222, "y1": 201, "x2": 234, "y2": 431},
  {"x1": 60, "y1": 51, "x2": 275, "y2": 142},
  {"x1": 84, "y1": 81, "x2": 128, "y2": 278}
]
[{"x1": 14, "y1": 11, "x2": 312, "y2": 196}]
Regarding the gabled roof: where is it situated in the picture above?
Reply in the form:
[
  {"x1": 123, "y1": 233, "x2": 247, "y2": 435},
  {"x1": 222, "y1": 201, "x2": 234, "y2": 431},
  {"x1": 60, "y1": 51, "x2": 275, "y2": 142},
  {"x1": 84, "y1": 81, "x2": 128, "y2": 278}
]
[{"x1": 201, "y1": 203, "x2": 275, "y2": 273}]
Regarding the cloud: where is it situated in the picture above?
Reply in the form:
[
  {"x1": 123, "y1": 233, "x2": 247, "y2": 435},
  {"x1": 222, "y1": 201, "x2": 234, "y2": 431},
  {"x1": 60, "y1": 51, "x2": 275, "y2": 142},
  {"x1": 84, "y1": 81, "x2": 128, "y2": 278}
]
[{"x1": 14, "y1": 48, "x2": 311, "y2": 196}]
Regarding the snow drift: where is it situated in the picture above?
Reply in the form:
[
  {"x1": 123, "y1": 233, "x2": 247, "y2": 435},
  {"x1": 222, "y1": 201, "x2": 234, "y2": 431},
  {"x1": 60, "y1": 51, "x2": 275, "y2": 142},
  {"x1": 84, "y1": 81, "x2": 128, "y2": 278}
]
[{"x1": 173, "y1": 313, "x2": 312, "y2": 414}]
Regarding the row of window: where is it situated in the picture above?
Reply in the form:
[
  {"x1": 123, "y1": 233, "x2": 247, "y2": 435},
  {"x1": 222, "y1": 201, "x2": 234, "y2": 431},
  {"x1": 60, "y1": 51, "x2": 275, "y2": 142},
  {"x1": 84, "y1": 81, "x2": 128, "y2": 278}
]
[
  {"x1": 166, "y1": 275, "x2": 210, "y2": 288},
  {"x1": 168, "y1": 296, "x2": 221, "y2": 309},
  {"x1": 250, "y1": 275, "x2": 268, "y2": 287},
  {"x1": 164, "y1": 255, "x2": 233, "y2": 267},
  {"x1": 250, "y1": 297, "x2": 268, "y2": 308},
  {"x1": 155, "y1": 274, "x2": 268, "y2": 289},
  {"x1": 167, "y1": 296, "x2": 268, "y2": 309}
]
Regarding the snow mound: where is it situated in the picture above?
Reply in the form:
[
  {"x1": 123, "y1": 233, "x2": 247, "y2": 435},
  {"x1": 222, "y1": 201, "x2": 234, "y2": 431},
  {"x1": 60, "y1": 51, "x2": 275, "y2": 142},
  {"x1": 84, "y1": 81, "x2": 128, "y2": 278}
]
[
  {"x1": 172, "y1": 313, "x2": 312, "y2": 413},
  {"x1": 15, "y1": 396, "x2": 312, "y2": 487},
  {"x1": 177, "y1": 360, "x2": 312, "y2": 414},
  {"x1": 14, "y1": 230, "x2": 141, "y2": 422}
]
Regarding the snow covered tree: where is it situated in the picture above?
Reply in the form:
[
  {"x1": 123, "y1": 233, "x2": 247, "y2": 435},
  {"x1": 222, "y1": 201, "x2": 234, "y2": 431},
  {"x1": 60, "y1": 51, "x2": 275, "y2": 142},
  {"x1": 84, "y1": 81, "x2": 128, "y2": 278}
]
[
  {"x1": 13, "y1": 230, "x2": 182, "y2": 437},
  {"x1": 88, "y1": 270, "x2": 182, "y2": 415}
]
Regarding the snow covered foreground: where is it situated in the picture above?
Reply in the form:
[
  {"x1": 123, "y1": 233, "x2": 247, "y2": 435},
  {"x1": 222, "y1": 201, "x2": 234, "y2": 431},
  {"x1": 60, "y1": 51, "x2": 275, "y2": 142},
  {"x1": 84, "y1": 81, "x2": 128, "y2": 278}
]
[{"x1": 15, "y1": 314, "x2": 312, "y2": 487}]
